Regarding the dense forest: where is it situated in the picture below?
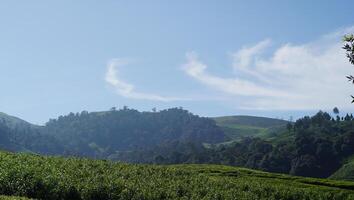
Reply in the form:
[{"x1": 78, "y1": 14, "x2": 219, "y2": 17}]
[{"x1": 0, "y1": 108, "x2": 225, "y2": 157}]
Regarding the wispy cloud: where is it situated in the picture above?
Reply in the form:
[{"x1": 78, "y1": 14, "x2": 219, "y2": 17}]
[
  {"x1": 182, "y1": 26, "x2": 354, "y2": 110},
  {"x1": 105, "y1": 59, "x2": 184, "y2": 102},
  {"x1": 182, "y1": 52, "x2": 293, "y2": 98}
]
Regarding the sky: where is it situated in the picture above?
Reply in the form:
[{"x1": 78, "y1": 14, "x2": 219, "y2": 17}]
[{"x1": 0, "y1": 1, "x2": 354, "y2": 124}]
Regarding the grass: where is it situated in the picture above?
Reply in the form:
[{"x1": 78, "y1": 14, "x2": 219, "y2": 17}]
[{"x1": 0, "y1": 151, "x2": 353, "y2": 199}]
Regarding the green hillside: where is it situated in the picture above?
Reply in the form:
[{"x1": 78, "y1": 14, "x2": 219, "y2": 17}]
[
  {"x1": 213, "y1": 115, "x2": 288, "y2": 141},
  {"x1": 331, "y1": 162, "x2": 354, "y2": 181},
  {"x1": 214, "y1": 115, "x2": 288, "y2": 128},
  {"x1": 331, "y1": 157, "x2": 354, "y2": 181},
  {"x1": 0, "y1": 112, "x2": 38, "y2": 131},
  {"x1": 0, "y1": 151, "x2": 353, "y2": 200}
]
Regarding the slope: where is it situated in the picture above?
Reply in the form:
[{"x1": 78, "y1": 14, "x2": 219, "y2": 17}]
[
  {"x1": 213, "y1": 115, "x2": 288, "y2": 141},
  {"x1": 330, "y1": 157, "x2": 354, "y2": 181},
  {"x1": 0, "y1": 112, "x2": 38, "y2": 131}
]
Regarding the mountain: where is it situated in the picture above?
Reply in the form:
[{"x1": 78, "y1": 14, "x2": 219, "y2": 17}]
[
  {"x1": 0, "y1": 113, "x2": 63, "y2": 155},
  {"x1": 0, "y1": 112, "x2": 36, "y2": 130},
  {"x1": 213, "y1": 115, "x2": 289, "y2": 141},
  {"x1": 0, "y1": 151, "x2": 353, "y2": 200},
  {"x1": 1, "y1": 108, "x2": 224, "y2": 158},
  {"x1": 41, "y1": 108, "x2": 225, "y2": 157},
  {"x1": 0, "y1": 112, "x2": 41, "y2": 140}
]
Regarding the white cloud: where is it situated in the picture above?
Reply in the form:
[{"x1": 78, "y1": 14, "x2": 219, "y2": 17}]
[
  {"x1": 105, "y1": 59, "x2": 184, "y2": 102},
  {"x1": 182, "y1": 52, "x2": 294, "y2": 98},
  {"x1": 182, "y1": 26, "x2": 354, "y2": 110}
]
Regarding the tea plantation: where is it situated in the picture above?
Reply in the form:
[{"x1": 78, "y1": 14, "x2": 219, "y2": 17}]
[{"x1": 0, "y1": 151, "x2": 353, "y2": 200}]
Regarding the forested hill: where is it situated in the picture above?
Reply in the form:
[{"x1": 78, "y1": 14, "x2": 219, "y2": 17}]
[
  {"x1": 0, "y1": 112, "x2": 36, "y2": 131},
  {"x1": 0, "y1": 108, "x2": 225, "y2": 157}
]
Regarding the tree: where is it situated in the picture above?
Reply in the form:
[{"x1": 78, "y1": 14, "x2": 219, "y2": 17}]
[
  {"x1": 286, "y1": 122, "x2": 293, "y2": 132},
  {"x1": 333, "y1": 107, "x2": 339, "y2": 115},
  {"x1": 290, "y1": 155, "x2": 319, "y2": 177},
  {"x1": 343, "y1": 34, "x2": 354, "y2": 102}
]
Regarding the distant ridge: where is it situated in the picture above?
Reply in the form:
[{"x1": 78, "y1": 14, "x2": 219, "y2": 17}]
[
  {"x1": 0, "y1": 112, "x2": 38, "y2": 130},
  {"x1": 213, "y1": 115, "x2": 288, "y2": 140},
  {"x1": 213, "y1": 115, "x2": 288, "y2": 128}
]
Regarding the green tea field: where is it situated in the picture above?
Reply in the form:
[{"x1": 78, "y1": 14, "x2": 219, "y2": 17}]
[{"x1": 0, "y1": 151, "x2": 353, "y2": 200}]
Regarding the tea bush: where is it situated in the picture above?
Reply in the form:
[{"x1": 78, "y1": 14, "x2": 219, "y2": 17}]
[{"x1": 0, "y1": 152, "x2": 353, "y2": 200}]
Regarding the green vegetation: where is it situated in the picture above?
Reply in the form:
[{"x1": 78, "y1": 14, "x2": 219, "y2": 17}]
[
  {"x1": 213, "y1": 115, "x2": 287, "y2": 140},
  {"x1": 126, "y1": 111, "x2": 354, "y2": 179},
  {"x1": 214, "y1": 115, "x2": 288, "y2": 128},
  {"x1": 343, "y1": 34, "x2": 354, "y2": 102},
  {"x1": 202, "y1": 112, "x2": 354, "y2": 178},
  {"x1": 331, "y1": 161, "x2": 354, "y2": 181},
  {"x1": 0, "y1": 196, "x2": 31, "y2": 200},
  {"x1": 0, "y1": 151, "x2": 353, "y2": 200},
  {"x1": 331, "y1": 158, "x2": 354, "y2": 181}
]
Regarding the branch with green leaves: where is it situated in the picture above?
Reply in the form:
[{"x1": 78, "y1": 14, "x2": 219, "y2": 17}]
[{"x1": 343, "y1": 34, "x2": 354, "y2": 102}]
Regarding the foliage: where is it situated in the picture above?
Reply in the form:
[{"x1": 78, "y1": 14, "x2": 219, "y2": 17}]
[
  {"x1": 343, "y1": 34, "x2": 354, "y2": 102},
  {"x1": 0, "y1": 151, "x2": 353, "y2": 200},
  {"x1": 333, "y1": 107, "x2": 340, "y2": 115},
  {"x1": 344, "y1": 34, "x2": 354, "y2": 65}
]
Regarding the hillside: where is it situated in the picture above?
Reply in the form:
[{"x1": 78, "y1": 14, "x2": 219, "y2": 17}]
[
  {"x1": 0, "y1": 108, "x2": 225, "y2": 158},
  {"x1": 0, "y1": 113, "x2": 63, "y2": 155},
  {"x1": 0, "y1": 151, "x2": 353, "y2": 200},
  {"x1": 214, "y1": 115, "x2": 288, "y2": 128},
  {"x1": 42, "y1": 108, "x2": 224, "y2": 157},
  {"x1": 331, "y1": 157, "x2": 354, "y2": 181},
  {"x1": 0, "y1": 112, "x2": 36, "y2": 131},
  {"x1": 213, "y1": 115, "x2": 288, "y2": 140}
]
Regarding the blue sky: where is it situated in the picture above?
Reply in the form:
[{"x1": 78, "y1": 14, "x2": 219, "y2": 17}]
[{"x1": 0, "y1": 1, "x2": 354, "y2": 124}]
